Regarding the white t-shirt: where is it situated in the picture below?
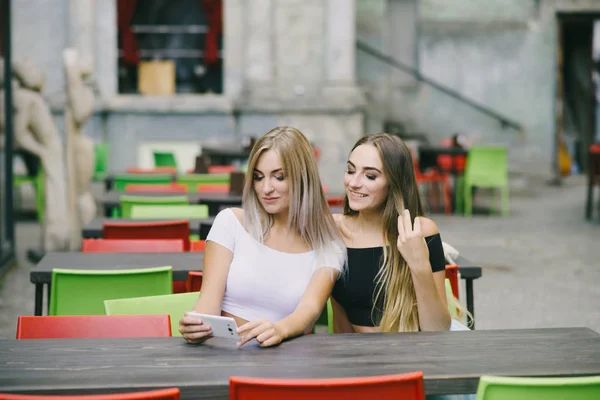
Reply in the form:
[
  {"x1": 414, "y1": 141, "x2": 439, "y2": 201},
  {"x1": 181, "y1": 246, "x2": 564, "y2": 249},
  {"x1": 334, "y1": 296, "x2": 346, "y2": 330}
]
[{"x1": 206, "y1": 208, "x2": 344, "y2": 323}]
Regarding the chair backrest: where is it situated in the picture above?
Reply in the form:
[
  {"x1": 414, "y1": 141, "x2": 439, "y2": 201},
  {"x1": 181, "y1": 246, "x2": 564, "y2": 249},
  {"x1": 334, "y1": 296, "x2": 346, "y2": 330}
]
[
  {"x1": 0, "y1": 388, "x2": 180, "y2": 400},
  {"x1": 190, "y1": 240, "x2": 206, "y2": 252},
  {"x1": 327, "y1": 196, "x2": 345, "y2": 207},
  {"x1": 153, "y1": 151, "x2": 178, "y2": 169},
  {"x1": 95, "y1": 143, "x2": 109, "y2": 175},
  {"x1": 82, "y1": 239, "x2": 185, "y2": 253},
  {"x1": 445, "y1": 264, "x2": 459, "y2": 299},
  {"x1": 590, "y1": 145, "x2": 600, "y2": 181},
  {"x1": 103, "y1": 220, "x2": 191, "y2": 250},
  {"x1": 125, "y1": 167, "x2": 178, "y2": 174},
  {"x1": 208, "y1": 165, "x2": 237, "y2": 174},
  {"x1": 176, "y1": 173, "x2": 230, "y2": 191},
  {"x1": 119, "y1": 195, "x2": 189, "y2": 218},
  {"x1": 113, "y1": 174, "x2": 174, "y2": 192},
  {"x1": 196, "y1": 183, "x2": 230, "y2": 193},
  {"x1": 125, "y1": 184, "x2": 188, "y2": 193},
  {"x1": 186, "y1": 271, "x2": 203, "y2": 292},
  {"x1": 229, "y1": 372, "x2": 425, "y2": 400},
  {"x1": 49, "y1": 266, "x2": 173, "y2": 316},
  {"x1": 104, "y1": 291, "x2": 200, "y2": 336},
  {"x1": 16, "y1": 315, "x2": 171, "y2": 339},
  {"x1": 130, "y1": 205, "x2": 209, "y2": 219},
  {"x1": 464, "y1": 146, "x2": 508, "y2": 187},
  {"x1": 476, "y1": 375, "x2": 600, "y2": 400}
]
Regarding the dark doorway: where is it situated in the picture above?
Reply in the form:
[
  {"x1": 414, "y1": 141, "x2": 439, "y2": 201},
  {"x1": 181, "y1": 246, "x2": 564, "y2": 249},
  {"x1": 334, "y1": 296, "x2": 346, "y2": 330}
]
[{"x1": 555, "y1": 13, "x2": 600, "y2": 177}]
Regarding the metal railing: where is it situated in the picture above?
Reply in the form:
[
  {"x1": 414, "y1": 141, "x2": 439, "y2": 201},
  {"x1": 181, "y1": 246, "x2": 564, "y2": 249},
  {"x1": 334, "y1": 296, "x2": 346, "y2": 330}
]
[{"x1": 356, "y1": 39, "x2": 523, "y2": 133}]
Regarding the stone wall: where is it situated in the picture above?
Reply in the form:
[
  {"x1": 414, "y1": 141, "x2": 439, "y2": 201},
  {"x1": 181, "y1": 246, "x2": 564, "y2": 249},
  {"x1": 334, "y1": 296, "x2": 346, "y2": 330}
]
[{"x1": 9, "y1": 0, "x2": 365, "y2": 193}]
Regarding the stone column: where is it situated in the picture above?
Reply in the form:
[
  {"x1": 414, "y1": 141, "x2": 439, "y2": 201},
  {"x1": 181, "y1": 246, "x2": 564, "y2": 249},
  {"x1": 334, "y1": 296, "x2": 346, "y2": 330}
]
[
  {"x1": 69, "y1": 0, "x2": 96, "y2": 67},
  {"x1": 326, "y1": 0, "x2": 355, "y2": 84}
]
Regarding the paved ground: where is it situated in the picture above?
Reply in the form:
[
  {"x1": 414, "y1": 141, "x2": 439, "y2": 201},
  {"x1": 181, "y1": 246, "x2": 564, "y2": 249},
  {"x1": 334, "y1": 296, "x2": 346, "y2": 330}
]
[{"x1": 1, "y1": 176, "x2": 599, "y2": 338}]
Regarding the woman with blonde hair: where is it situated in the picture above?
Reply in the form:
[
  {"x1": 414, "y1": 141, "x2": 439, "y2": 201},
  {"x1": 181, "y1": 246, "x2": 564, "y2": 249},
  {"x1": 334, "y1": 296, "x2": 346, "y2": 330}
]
[
  {"x1": 179, "y1": 126, "x2": 345, "y2": 347},
  {"x1": 331, "y1": 133, "x2": 451, "y2": 333}
]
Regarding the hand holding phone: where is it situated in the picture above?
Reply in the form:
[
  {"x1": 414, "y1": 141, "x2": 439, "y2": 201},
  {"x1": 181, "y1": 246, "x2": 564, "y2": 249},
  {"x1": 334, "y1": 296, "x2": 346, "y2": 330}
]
[{"x1": 186, "y1": 312, "x2": 240, "y2": 340}]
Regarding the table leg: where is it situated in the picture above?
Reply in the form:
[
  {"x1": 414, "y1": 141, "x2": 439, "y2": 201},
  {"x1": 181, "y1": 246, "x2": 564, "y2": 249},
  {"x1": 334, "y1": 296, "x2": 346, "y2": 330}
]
[
  {"x1": 34, "y1": 284, "x2": 43, "y2": 316},
  {"x1": 586, "y1": 178, "x2": 593, "y2": 220},
  {"x1": 466, "y1": 278, "x2": 475, "y2": 329},
  {"x1": 46, "y1": 282, "x2": 52, "y2": 315}
]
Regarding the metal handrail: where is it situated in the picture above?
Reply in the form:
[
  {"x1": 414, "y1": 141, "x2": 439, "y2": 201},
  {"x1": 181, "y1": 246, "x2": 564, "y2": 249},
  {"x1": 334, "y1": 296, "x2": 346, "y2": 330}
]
[{"x1": 356, "y1": 39, "x2": 523, "y2": 132}]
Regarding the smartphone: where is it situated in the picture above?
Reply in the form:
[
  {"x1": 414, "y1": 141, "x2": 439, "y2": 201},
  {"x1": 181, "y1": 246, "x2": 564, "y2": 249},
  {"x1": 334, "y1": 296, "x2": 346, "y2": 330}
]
[{"x1": 187, "y1": 312, "x2": 240, "y2": 340}]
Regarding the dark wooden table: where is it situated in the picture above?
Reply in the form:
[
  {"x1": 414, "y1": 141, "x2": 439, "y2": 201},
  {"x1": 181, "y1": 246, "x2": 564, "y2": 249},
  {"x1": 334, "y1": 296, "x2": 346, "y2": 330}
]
[
  {"x1": 100, "y1": 192, "x2": 243, "y2": 217},
  {"x1": 2, "y1": 328, "x2": 599, "y2": 398},
  {"x1": 82, "y1": 217, "x2": 215, "y2": 239},
  {"x1": 31, "y1": 253, "x2": 204, "y2": 316}
]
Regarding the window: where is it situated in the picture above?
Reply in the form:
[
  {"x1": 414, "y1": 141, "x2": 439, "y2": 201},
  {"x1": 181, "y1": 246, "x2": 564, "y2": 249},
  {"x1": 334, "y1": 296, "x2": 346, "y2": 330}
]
[{"x1": 117, "y1": 0, "x2": 223, "y2": 95}]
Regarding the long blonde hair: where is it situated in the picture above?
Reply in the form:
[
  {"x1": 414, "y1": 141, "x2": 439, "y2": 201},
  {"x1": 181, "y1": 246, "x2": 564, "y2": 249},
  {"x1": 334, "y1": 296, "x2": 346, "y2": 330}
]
[
  {"x1": 243, "y1": 126, "x2": 345, "y2": 267},
  {"x1": 343, "y1": 133, "x2": 424, "y2": 332}
]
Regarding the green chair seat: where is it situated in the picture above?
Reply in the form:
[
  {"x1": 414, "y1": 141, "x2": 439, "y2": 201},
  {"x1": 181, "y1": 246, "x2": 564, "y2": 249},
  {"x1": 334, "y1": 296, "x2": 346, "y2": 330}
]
[
  {"x1": 130, "y1": 204, "x2": 209, "y2": 219},
  {"x1": 117, "y1": 195, "x2": 189, "y2": 218},
  {"x1": 14, "y1": 168, "x2": 45, "y2": 222},
  {"x1": 49, "y1": 266, "x2": 173, "y2": 316},
  {"x1": 113, "y1": 174, "x2": 174, "y2": 192},
  {"x1": 476, "y1": 375, "x2": 600, "y2": 400},
  {"x1": 104, "y1": 291, "x2": 200, "y2": 336},
  {"x1": 177, "y1": 173, "x2": 230, "y2": 192},
  {"x1": 94, "y1": 142, "x2": 109, "y2": 182}
]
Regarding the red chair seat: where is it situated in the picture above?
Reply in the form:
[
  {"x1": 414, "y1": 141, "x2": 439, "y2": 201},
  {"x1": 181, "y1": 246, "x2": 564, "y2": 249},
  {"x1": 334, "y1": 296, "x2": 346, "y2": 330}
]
[{"x1": 125, "y1": 183, "x2": 188, "y2": 193}]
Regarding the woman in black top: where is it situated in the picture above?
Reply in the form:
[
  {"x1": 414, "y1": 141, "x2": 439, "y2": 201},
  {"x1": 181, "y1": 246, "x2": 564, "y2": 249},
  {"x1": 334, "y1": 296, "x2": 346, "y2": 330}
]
[{"x1": 331, "y1": 133, "x2": 451, "y2": 333}]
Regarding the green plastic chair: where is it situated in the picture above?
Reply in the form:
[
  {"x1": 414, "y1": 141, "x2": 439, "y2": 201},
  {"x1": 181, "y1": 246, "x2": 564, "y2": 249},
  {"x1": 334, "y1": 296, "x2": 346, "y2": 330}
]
[
  {"x1": 153, "y1": 151, "x2": 178, "y2": 169},
  {"x1": 476, "y1": 375, "x2": 600, "y2": 400},
  {"x1": 177, "y1": 173, "x2": 231, "y2": 192},
  {"x1": 49, "y1": 266, "x2": 173, "y2": 316},
  {"x1": 14, "y1": 168, "x2": 45, "y2": 222},
  {"x1": 93, "y1": 142, "x2": 109, "y2": 182},
  {"x1": 130, "y1": 204, "x2": 209, "y2": 219},
  {"x1": 456, "y1": 146, "x2": 509, "y2": 217},
  {"x1": 104, "y1": 291, "x2": 200, "y2": 336},
  {"x1": 117, "y1": 195, "x2": 189, "y2": 218},
  {"x1": 113, "y1": 174, "x2": 174, "y2": 192},
  {"x1": 314, "y1": 298, "x2": 334, "y2": 334}
]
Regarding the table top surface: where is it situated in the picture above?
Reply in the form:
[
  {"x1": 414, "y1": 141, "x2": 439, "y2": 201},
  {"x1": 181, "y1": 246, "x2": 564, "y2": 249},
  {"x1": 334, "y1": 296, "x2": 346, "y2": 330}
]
[
  {"x1": 31, "y1": 252, "x2": 204, "y2": 283},
  {"x1": 1, "y1": 328, "x2": 599, "y2": 399}
]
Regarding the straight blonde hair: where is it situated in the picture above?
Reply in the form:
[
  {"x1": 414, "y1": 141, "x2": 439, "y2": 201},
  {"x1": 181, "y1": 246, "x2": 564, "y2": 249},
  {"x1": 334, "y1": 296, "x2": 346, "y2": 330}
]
[
  {"x1": 243, "y1": 126, "x2": 345, "y2": 269},
  {"x1": 344, "y1": 133, "x2": 424, "y2": 332}
]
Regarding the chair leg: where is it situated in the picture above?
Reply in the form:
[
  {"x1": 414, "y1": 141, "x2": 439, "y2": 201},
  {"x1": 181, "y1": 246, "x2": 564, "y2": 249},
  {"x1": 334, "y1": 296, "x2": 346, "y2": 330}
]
[
  {"x1": 455, "y1": 177, "x2": 464, "y2": 214},
  {"x1": 586, "y1": 179, "x2": 594, "y2": 220},
  {"x1": 443, "y1": 180, "x2": 451, "y2": 215},
  {"x1": 490, "y1": 188, "x2": 498, "y2": 215},
  {"x1": 501, "y1": 186, "x2": 510, "y2": 217},
  {"x1": 464, "y1": 183, "x2": 472, "y2": 216}
]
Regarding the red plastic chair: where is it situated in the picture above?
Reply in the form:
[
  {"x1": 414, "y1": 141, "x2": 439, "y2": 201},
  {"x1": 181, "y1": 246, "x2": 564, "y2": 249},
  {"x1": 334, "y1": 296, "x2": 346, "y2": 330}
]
[
  {"x1": 327, "y1": 196, "x2": 345, "y2": 207},
  {"x1": 103, "y1": 220, "x2": 191, "y2": 251},
  {"x1": 190, "y1": 240, "x2": 206, "y2": 252},
  {"x1": 186, "y1": 271, "x2": 203, "y2": 292},
  {"x1": 16, "y1": 315, "x2": 172, "y2": 339},
  {"x1": 230, "y1": 372, "x2": 425, "y2": 400},
  {"x1": 126, "y1": 167, "x2": 178, "y2": 174},
  {"x1": 586, "y1": 144, "x2": 600, "y2": 220},
  {"x1": 82, "y1": 239, "x2": 185, "y2": 253},
  {"x1": 208, "y1": 165, "x2": 237, "y2": 174},
  {"x1": 125, "y1": 183, "x2": 188, "y2": 193},
  {"x1": 437, "y1": 138, "x2": 466, "y2": 174},
  {"x1": 445, "y1": 264, "x2": 459, "y2": 299},
  {"x1": 411, "y1": 149, "x2": 451, "y2": 215},
  {"x1": 0, "y1": 388, "x2": 180, "y2": 400},
  {"x1": 196, "y1": 183, "x2": 230, "y2": 193}
]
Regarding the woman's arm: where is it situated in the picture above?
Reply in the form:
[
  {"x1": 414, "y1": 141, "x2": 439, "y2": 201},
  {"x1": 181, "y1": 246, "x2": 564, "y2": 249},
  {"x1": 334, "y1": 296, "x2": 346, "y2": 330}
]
[
  {"x1": 237, "y1": 267, "x2": 339, "y2": 347},
  {"x1": 397, "y1": 211, "x2": 451, "y2": 331},
  {"x1": 331, "y1": 296, "x2": 355, "y2": 333}
]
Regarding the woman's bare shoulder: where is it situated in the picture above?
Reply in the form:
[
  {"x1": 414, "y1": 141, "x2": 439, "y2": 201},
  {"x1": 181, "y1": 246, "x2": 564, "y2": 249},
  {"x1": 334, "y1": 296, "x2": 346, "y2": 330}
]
[{"x1": 229, "y1": 207, "x2": 244, "y2": 224}]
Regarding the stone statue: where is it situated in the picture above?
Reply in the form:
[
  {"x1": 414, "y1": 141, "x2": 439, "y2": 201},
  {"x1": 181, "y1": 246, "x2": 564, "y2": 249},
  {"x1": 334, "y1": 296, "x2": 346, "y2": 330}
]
[
  {"x1": 63, "y1": 48, "x2": 96, "y2": 250},
  {"x1": 0, "y1": 58, "x2": 71, "y2": 251}
]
